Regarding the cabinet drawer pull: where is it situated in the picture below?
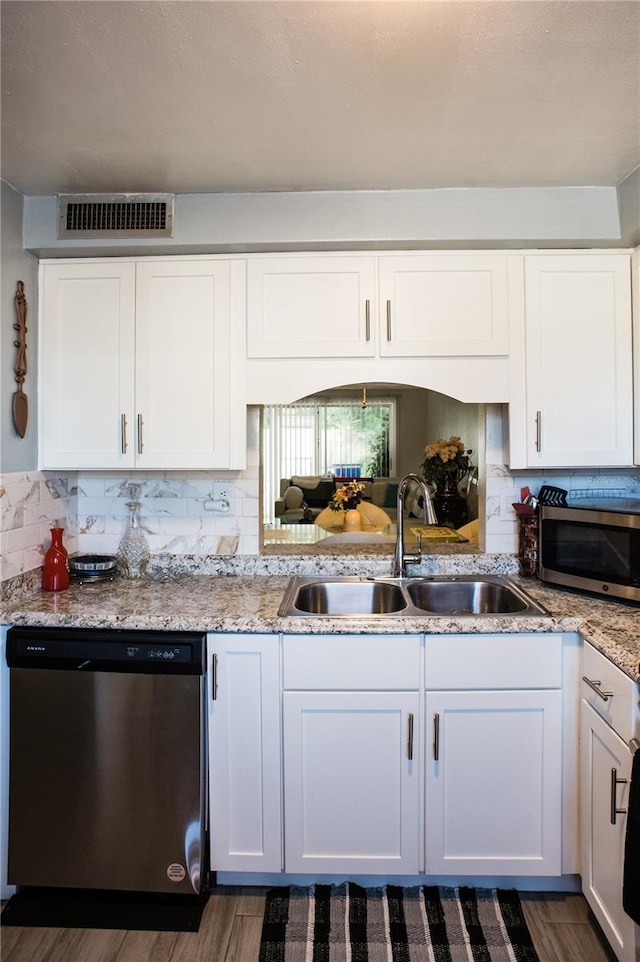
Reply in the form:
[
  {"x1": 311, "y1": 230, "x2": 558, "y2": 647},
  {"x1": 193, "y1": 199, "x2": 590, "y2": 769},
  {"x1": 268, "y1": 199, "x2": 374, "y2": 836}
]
[
  {"x1": 386, "y1": 300, "x2": 392, "y2": 341},
  {"x1": 433, "y1": 712, "x2": 440, "y2": 761},
  {"x1": 610, "y1": 767, "x2": 628, "y2": 825},
  {"x1": 535, "y1": 411, "x2": 542, "y2": 452},
  {"x1": 137, "y1": 414, "x2": 144, "y2": 454},
  {"x1": 582, "y1": 676, "x2": 613, "y2": 701},
  {"x1": 407, "y1": 712, "x2": 414, "y2": 761},
  {"x1": 121, "y1": 413, "x2": 128, "y2": 454},
  {"x1": 365, "y1": 300, "x2": 371, "y2": 341},
  {"x1": 211, "y1": 653, "x2": 218, "y2": 701}
]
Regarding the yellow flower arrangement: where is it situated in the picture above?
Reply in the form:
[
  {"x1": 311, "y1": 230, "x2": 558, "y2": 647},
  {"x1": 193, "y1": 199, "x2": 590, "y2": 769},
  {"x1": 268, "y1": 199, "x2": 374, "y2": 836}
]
[{"x1": 420, "y1": 436, "x2": 473, "y2": 487}]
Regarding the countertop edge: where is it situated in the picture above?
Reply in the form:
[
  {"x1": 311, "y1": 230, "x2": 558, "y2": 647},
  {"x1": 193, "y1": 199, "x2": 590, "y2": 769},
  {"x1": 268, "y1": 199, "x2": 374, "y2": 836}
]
[{"x1": 1, "y1": 573, "x2": 638, "y2": 682}]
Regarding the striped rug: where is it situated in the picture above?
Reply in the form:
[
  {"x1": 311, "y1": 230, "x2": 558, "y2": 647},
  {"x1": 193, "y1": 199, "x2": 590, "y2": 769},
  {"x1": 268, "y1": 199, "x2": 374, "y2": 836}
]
[{"x1": 258, "y1": 883, "x2": 540, "y2": 962}]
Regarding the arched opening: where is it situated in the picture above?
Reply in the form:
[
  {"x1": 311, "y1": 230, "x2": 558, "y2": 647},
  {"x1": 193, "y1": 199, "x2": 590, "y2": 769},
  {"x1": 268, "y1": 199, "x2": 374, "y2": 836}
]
[{"x1": 260, "y1": 382, "x2": 482, "y2": 550}]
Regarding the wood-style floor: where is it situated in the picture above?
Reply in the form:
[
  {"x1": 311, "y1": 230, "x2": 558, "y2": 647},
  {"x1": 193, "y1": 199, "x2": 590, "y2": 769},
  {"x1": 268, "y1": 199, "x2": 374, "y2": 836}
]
[{"x1": 1, "y1": 888, "x2": 618, "y2": 962}]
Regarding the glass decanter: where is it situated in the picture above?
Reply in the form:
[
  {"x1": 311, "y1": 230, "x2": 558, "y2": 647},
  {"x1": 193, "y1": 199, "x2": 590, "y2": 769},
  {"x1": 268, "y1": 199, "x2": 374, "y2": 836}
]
[{"x1": 117, "y1": 483, "x2": 150, "y2": 578}]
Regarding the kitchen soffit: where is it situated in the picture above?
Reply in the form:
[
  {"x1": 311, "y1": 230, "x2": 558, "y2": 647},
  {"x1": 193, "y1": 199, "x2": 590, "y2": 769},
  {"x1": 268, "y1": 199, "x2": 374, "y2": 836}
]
[{"x1": 1, "y1": 0, "x2": 639, "y2": 198}]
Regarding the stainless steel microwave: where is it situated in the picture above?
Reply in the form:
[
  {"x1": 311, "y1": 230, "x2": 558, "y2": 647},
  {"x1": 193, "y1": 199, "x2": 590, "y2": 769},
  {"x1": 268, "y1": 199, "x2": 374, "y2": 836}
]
[{"x1": 539, "y1": 502, "x2": 640, "y2": 603}]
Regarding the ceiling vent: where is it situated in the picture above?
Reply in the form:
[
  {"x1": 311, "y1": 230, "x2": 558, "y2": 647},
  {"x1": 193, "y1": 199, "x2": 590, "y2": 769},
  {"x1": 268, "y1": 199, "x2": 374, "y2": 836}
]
[{"x1": 58, "y1": 193, "x2": 174, "y2": 239}]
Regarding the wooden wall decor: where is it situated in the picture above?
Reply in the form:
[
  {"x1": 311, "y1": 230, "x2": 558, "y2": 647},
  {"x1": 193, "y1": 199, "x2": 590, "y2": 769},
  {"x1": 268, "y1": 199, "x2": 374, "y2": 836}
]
[{"x1": 12, "y1": 280, "x2": 28, "y2": 438}]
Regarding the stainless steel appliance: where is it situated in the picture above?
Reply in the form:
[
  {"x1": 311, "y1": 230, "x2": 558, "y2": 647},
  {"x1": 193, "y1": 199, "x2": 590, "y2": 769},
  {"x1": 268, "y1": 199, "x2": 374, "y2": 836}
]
[
  {"x1": 539, "y1": 501, "x2": 640, "y2": 602},
  {"x1": 6, "y1": 627, "x2": 206, "y2": 897}
]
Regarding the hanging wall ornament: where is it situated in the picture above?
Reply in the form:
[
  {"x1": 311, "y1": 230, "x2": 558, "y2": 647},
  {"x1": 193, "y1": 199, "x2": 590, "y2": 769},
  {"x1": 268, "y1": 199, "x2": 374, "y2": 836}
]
[{"x1": 12, "y1": 281, "x2": 28, "y2": 438}]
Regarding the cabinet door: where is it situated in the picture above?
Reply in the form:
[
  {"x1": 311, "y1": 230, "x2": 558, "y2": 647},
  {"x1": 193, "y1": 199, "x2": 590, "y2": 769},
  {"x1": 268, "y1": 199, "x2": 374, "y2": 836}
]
[
  {"x1": 581, "y1": 700, "x2": 637, "y2": 962},
  {"x1": 208, "y1": 634, "x2": 282, "y2": 873},
  {"x1": 379, "y1": 254, "x2": 510, "y2": 357},
  {"x1": 135, "y1": 260, "x2": 240, "y2": 469},
  {"x1": 283, "y1": 691, "x2": 420, "y2": 874},
  {"x1": 247, "y1": 256, "x2": 376, "y2": 358},
  {"x1": 520, "y1": 254, "x2": 633, "y2": 467},
  {"x1": 39, "y1": 262, "x2": 136, "y2": 469},
  {"x1": 425, "y1": 689, "x2": 562, "y2": 875}
]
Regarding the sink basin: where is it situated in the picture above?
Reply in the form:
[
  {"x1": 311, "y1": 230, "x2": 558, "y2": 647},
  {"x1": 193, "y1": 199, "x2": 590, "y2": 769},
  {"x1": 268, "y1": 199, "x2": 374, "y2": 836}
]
[
  {"x1": 278, "y1": 575, "x2": 548, "y2": 617},
  {"x1": 282, "y1": 578, "x2": 407, "y2": 615},
  {"x1": 406, "y1": 579, "x2": 530, "y2": 614}
]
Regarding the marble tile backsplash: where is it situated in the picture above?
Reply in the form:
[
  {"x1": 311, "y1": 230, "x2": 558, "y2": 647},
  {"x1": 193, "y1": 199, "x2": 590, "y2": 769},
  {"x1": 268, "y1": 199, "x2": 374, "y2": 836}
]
[
  {"x1": 0, "y1": 471, "x2": 79, "y2": 581},
  {"x1": 485, "y1": 464, "x2": 640, "y2": 553},
  {"x1": 2, "y1": 406, "x2": 638, "y2": 582},
  {"x1": 76, "y1": 470, "x2": 260, "y2": 558}
]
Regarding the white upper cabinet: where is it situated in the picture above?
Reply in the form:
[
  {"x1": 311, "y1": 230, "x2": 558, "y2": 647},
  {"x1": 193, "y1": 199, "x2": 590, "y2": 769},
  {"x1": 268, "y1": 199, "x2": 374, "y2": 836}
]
[
  {"x1": 509, "y1": 253, "x2": 633, "y2": 468},
  {"x1": 247, "y1": 253, "x2": 511, "y2": 359},
  {"x1": 247, "y1": 255, "x2": 376, "y2": 358},
  {"x1": 134, "y1": 260, "x2": 240, "y2": 470},
  {"x1": 39, "y1": 258, "x2": 246, "y2": 471},
  {"x1": 39, "y1": 261, "x2": 136, "y2": 470},
  {"x1": 378, "y1": 254, "x2": 510, "y2": 356}
]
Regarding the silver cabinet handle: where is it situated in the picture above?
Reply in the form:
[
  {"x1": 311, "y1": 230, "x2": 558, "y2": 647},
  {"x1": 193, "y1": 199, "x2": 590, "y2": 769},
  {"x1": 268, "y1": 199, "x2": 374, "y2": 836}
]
[
  {"x1": 386, "y1": 300, "x2": 392, "y2": 341},
  {"x1": 121, "y1": 414, "x2": 128, "y2": 454},
  {"x1": 610, "y1": 767, "x2": 628, "y2": 825},
  {"x1": 535, "y1": 411, "x2": 542, "y2": 452},
  {"x1": 137, "y1": 414, "x2": 144, "y2": 454},
  {"x1": 582, "y1": 676, "x2": 613, "y2": 701},
  {"x1": 365, "y1": 299, "x2": 371, "y2": 341},
  {"x1": 433, "y1": 712, "x2": 440, "y2": 761},
  {"x1": 407, "y1": 712, "x2": 414, "y2": 761},
  {"x1": 211, "y1": 653, "x2": 218, "y2": 701}
]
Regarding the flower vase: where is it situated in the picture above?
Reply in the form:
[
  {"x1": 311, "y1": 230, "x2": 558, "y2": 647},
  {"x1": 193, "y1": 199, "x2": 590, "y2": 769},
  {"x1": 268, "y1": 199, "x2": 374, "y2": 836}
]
[
  {"x1": 343, "y1": 508, "x2": 362, "y2": 532},
  {"x1": 42, "y1": 527, "x2": 70, "y2": 591},
  {"x1": 433, "y1": 475, "x2": 468, "y2": 529}
]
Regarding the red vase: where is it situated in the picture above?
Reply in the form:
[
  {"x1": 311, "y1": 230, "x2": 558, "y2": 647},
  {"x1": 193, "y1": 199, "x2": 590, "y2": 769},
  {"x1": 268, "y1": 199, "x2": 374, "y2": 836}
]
[{"x1": 42, "y1": 527, "x2": 70, "y2": 591}]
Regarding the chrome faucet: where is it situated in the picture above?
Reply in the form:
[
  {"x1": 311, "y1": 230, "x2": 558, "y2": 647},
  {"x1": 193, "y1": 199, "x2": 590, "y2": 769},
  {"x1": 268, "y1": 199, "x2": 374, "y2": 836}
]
[{"x1": 392, "y1": 473, "x2": 437, "y2": 578}]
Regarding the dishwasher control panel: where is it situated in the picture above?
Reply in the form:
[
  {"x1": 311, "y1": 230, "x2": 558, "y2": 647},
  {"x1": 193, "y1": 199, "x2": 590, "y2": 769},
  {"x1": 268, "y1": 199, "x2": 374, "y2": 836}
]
[{"x1": 6, "y1": 627, "x2": 206, "y2": 674}]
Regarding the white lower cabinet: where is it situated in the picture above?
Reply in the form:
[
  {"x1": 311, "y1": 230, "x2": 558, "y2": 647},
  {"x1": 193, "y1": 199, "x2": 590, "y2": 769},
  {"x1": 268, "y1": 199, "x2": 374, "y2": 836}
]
[
  {"x1": 424, "y1": 632, "x2": 564, "y2": 877},
  {"x1": 425, "y1": 688, "x2": 562, "y2": 875},
  {"x1": 580, "y1": 643, "x2": 639, "y2": 962},
  {"x1": 209, "y1": 630, "x2": 570, "y2": 883},
  {"x1": 207, "y1": 634, "x2": 282, "y2": 872},
  {"x1": 282, "y1": 633, "x2": 421, "y2": 875},
  {"x1": 283, "y1": 691, "x2": 420, "y2": 874}
]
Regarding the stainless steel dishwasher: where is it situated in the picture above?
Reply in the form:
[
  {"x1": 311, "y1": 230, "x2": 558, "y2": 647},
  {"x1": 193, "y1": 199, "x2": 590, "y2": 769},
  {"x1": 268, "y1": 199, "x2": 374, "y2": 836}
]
[{"x1": 6, "y1": 626, "x2": 207, "y2": 901}]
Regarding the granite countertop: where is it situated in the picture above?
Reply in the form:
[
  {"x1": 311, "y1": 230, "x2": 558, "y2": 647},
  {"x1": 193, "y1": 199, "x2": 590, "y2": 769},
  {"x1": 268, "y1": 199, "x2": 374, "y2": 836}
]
[{"x1": 2, "y1": 559, "x2": 639, "y2": 681}]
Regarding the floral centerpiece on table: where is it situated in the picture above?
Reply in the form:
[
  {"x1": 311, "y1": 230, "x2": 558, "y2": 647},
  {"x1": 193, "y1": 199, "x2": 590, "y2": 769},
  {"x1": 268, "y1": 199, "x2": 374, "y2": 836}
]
[
  {"x1": 328, "y1": 481, "x2": 366, "y2": 512},
  {"x1": 420, "y1": 436, "x2": 474, "y2": 490}
]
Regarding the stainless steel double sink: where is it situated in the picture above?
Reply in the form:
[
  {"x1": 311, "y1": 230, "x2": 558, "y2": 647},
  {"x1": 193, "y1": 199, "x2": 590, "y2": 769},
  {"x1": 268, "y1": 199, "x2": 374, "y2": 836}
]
[{"x1": 278, "y1": 575, "x2": 548, "y2": 617}]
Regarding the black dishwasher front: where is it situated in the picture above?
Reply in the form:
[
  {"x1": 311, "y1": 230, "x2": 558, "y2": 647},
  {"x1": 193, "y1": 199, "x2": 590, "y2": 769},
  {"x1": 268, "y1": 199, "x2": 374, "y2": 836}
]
[{"x1": 6, "y1": 626, "x2": 207, "y2": 898}]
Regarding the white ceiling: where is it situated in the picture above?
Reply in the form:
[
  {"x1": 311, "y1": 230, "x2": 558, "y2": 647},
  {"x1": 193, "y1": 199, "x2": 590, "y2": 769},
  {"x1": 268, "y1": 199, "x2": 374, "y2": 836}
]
[{"x1": 1, "y1": 0, "x2": 639, "y2": 197}]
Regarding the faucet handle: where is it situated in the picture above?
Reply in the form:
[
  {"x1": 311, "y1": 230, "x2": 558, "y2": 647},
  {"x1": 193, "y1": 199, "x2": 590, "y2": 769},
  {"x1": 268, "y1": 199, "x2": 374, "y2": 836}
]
[{"x1": 416, "y1": 532, "x2": 422, "y2": 555}]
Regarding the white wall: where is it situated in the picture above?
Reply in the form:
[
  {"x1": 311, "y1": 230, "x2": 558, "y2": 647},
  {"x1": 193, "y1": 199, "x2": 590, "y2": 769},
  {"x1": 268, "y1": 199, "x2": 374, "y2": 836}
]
[{"x1": 1, "y1": 182, "x2": 39, "y2": 473}]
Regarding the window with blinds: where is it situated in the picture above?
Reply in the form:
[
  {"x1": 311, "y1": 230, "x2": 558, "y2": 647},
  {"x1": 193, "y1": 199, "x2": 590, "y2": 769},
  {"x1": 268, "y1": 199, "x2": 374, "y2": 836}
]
[{"x1": 263, "y1": 399, "x2": 395, "y2": 523}]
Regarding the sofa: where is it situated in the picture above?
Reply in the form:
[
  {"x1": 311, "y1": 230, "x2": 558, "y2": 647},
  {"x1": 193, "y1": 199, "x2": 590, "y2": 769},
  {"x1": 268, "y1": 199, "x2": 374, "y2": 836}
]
[{"x1": 275, "y1": 476, "x2": 404, "y2": 522}]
